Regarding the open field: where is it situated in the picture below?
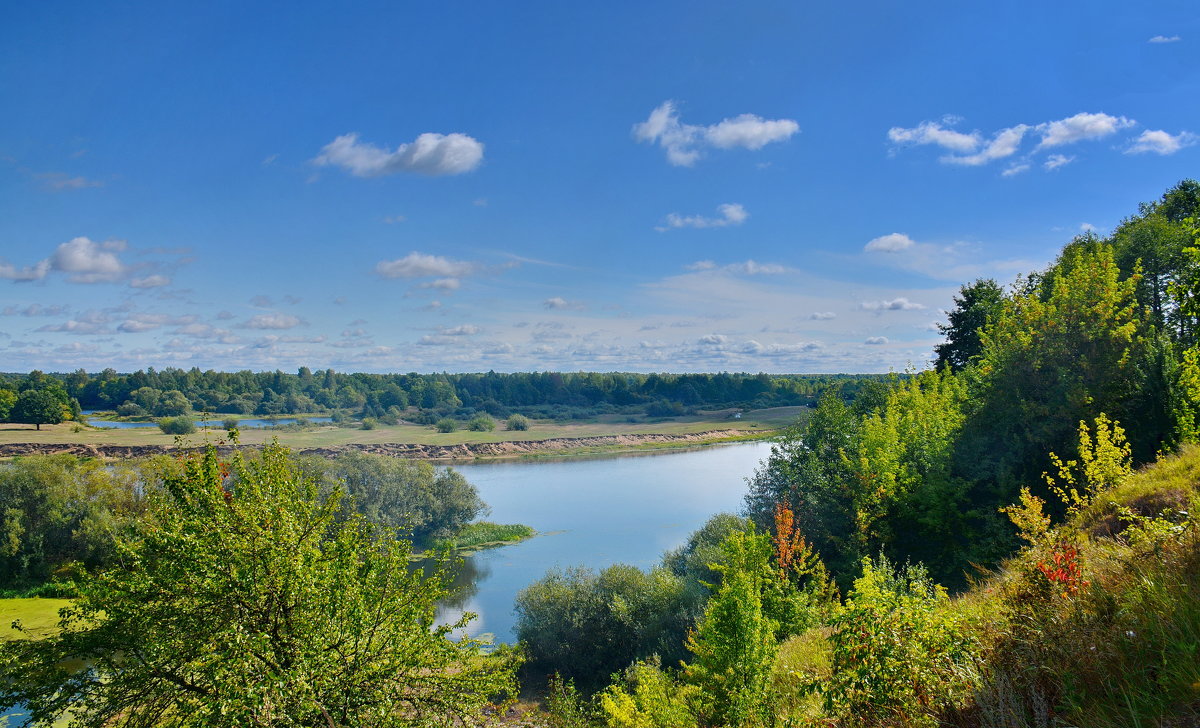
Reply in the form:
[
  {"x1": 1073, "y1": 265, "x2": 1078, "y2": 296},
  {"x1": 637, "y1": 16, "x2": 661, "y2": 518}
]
[{"x1": 0, "y1": 407, "x2": 808, "y2": 459}]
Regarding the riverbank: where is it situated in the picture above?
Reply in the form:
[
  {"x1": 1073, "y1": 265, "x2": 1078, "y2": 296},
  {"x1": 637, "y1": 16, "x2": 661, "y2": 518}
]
[{"x1": 0, "y1": 427, "x2": 773, "y2": 462}]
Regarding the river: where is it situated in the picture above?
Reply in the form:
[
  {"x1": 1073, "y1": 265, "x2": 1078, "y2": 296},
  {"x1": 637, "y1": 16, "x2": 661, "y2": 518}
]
[{"x1": 435, "y1": 440, "x2": 772, "y2": 644}]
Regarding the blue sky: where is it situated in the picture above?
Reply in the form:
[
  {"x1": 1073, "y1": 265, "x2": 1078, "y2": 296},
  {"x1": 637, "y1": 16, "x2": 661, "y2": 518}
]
[{"x1": 1, "y1": 1, "x2": 1197, "y2": 374}]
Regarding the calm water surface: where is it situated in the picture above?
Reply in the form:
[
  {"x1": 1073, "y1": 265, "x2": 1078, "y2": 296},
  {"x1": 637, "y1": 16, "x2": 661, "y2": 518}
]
[{"x1": 437, "y1": 440, "x2": 772, "y2": 644}]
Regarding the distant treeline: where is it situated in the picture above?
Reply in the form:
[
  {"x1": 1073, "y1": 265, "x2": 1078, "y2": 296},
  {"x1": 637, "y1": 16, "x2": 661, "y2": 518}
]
[{"x1": 0, "y1": 369, "x2": 886, "y2": 421}]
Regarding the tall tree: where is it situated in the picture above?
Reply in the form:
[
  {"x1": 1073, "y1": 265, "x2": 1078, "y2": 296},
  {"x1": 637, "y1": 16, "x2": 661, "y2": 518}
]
[
  {"x1": 933, "y1": 278, "x2": 1005, "y2": 372},
  {"x1": 11, "y1": 390, "x2": 64, "y2": 430},
  {"x1": 0, "y1": 444, "x2": 517, "y2": 727}
]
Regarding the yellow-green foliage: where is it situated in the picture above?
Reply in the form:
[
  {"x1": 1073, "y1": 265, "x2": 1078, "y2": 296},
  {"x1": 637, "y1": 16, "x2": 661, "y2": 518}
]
[
  {"x1": 598, "y1": 660, "x2": 698, "y2": 728},
  {"x1": 1043, "y1": 413, "x2": 1133, "y2": 517}
]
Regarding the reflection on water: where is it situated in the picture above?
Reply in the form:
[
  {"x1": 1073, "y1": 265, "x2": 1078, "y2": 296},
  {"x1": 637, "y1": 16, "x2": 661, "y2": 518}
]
[{"x1": 438, "y1": 440, "x2": 772, "y2": 644}]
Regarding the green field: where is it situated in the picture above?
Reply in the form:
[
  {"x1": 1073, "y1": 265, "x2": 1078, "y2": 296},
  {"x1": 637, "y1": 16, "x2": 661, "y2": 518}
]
[{"x1": 0, "y1": 406, "x2": 808, "y2": 452}]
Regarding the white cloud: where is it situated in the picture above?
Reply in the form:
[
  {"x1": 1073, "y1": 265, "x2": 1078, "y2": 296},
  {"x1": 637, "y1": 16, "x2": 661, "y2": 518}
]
[
  {"x1": 1043, "y1": 154, "x2": 1074, "y2": 170},
  {"x1": 0, "y1": 259, "x2": 51, "y2": 281},
  {"x1": 864, "y1": 233, "x2": 915, "y2": 253},
  {"x1": 383, "y1": 215, "x2": 406, "y2": 224},
  {"x1": 544, "y1": 297, "x2": 569, "y2": 309},
  {"x1": 705, "y1": 115, "x2": 801, "y2": 150},
  {"x1": 865, "y1": 336, "x2": 889, "y2": 345},
  {"x1": 807, "y1": 311, "x2": 836, "y2": 320},
  {"x1": 441, "y1": 324, "x2": 480, "y2": 336},
  {"x1": 861, "y1": 297, "x2": 925, "y2": 311},
  {"x1": 943, "y1": 125, "x2": 1030, "y2": 165},
  {"x1": 887, "y1": 120, "x2": 980, "y2": 153},
  {"x1": 658, "y1": 203, "x2": 748, "y2": 230},
  {"x1": 129, "y1": 274, "x2": 170, "y2": 289},
  {"x1": 50, "y1": 237, "x2": 125, "y2": 282},
  {"x1": 1149, "y1": 35, "x2": 1181, "y2": 43},
  {"x1": 685, "y1": 260, "x2": 717, "y2": 271},
  {"x1": 697, "y1": 334, "x2": 728, "y2": 346},
  {"x1": 313, "y1": 131, "x2": 484, "y2": 177},
  {"x1": 633, "y1": 101, "x2": 798, "y2": 167},
  {"x1": 375, "y1": 252, "x2": 478, "y2": 279},
  {"x1": 1125, "y1": 129, "x2": 1198, "y2": 155},
  {"x1": 1037, "y1": 112, "x2": 1135, "y2": 149},
  {"x1": 1001, "y1": 163, "x2": 1031, "y2": 177},
  {"x1": 239, "y1": 313, "x2": 304, "y2": 330},
  {"x1": 1080, "y1": 222, "x2": 1098, "y2": 233}
]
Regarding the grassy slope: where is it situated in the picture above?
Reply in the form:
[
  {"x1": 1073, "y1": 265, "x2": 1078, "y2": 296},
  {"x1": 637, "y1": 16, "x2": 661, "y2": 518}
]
[
  {"x1": 0, "y1": 407, "x2": 806, "y2": 449},
  {"x1": 776, "y1": 445, "x2": 1200, "y2": 726}
]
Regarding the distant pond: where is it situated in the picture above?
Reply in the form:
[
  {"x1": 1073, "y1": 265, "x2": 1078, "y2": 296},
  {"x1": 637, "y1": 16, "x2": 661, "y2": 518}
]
[{"x1": 437, "y1": 440, "x2": 773, "y2": 644}]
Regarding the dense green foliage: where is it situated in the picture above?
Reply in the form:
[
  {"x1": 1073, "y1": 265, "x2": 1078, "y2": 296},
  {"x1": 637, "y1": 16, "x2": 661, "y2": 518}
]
[
  {"x1": 0, "y1": 456, "x2": 150, "y2": 588},
  {"x1": 0, "y1": 450, "x2": 488, "y2": 591},
  {"x1": 0, "y1": 367, "x2": 886, "y2": 423},
  {"x1": 745, "y1": 181, "x2": 1200, "y2": 589},
  {"x1": 0, "y1": 444, "x2": 518, "y2": 727}
]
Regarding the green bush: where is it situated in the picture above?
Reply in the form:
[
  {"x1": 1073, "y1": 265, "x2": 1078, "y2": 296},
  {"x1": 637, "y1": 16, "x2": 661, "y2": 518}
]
[
  {"x1": 158, "y1": 416, "x2": 196, "y2": 435},
  {"x1": 505, "y1": 413, "x2": 530, "y2": 431},
  {"x1": 823, "y1": 556, "x2": 977, "y2": 726},
  {"x1": 467, "y1": 414, "x2": 495, "y2": 432},
  {"x1": 435, "y1": 418, "x2": 457, "y2": 433},
  {"x1": 221, "y1": 417, "x2": 239, "y2": 430},
  {"x1": 360, "y1": 417, "x2": 377, "y2": 430}
]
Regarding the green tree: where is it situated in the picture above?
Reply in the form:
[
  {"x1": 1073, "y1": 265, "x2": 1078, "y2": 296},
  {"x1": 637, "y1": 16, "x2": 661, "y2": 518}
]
[
  {"x1": 467, "y1": 413, "x2": 495, "y2": 432},
  {"x1": 0, "y1": 444, "x2": 517, "y2": 727},
  {"x1": 682, "y1": 562, "x2": 777, "y2": 727},
  {"x1": 934, "y1": 278, "x2": 1005, "y2": 372},
  {"x1": 11, "y1": 390, "x2": 64, "y2": 430},
  {"x1": 505, "y1": 413, "x2": 530, "y2": 431},
  {"x1": 0, "y1": 389, "x2": 16, "y2": 421}
]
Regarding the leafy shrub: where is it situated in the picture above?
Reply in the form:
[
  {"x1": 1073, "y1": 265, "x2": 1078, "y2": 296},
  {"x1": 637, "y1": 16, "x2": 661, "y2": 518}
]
[
  {"x1": 467, "y1": 414, "x2": 495, "y2": 432},
  {"x1": 115, "y1": 402, "x2": 146, "y2": 417},
  {"x1": 221, "y1": 417, "x2": 239, "y2": 431},
  {"x1": 158, "y1": 416, "x2": 196, "y2": 435},
  {"x1": 823, "y1": 556, "x2": 977, "y2": 726},
  {"x1": 360, "y1": 417, "x2": 377, "y2": 430},
  {"x1": 646, "y1": 400, "x2": 685, "y2": 417},
  {"x1": 434, "y1": 418, "x2": 457, "y2": 433},
  {"x1": 506, "y1": 413, "x2": 530, "y2": 431},
  {"x1": 600, "y1": 659, "x2": 698, "y2": 728}
]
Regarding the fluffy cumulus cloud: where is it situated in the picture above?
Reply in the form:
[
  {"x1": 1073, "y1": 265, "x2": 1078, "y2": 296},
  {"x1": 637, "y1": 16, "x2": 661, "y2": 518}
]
[
  {"x1": 0, "y1": 237, "x2": 181, "y2": 285},
  {"x1": 0, "y1": 237, "x2": 126, "y2": 283},
  {"x1": 633, "y1": 101, "x2": 799, "y2": 166},
  {"x1": 865, "y1": 336, "x2": 889, "y2": 345},
  {"x1": 887, "y1": 112, "x2": 1163, "y2": 173},
  {"x1": 375, "y1": 252, "x2": 478, "y2": 279},
  {"x1": 1125, "y1": 129, "x2": 1198, "y2": 155},
  {"x1": 887, "y1": 119, "x2": 980, "y2": 152},
  {"x1": 657, "y1": 203, "x2": 748, "y2": 231},
  {"x1": 314, "y1": 131, "x2": 484, "y2": 177},
  {"x1": 1036, "y1": 112, "x2": 1135, "y2": 148},
  {"x1": 861, "y1": 297, "x2": 925, "y2": 311},
  {"x1": 864, "y1": 233, "x2": 915, "y2": 253}
]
